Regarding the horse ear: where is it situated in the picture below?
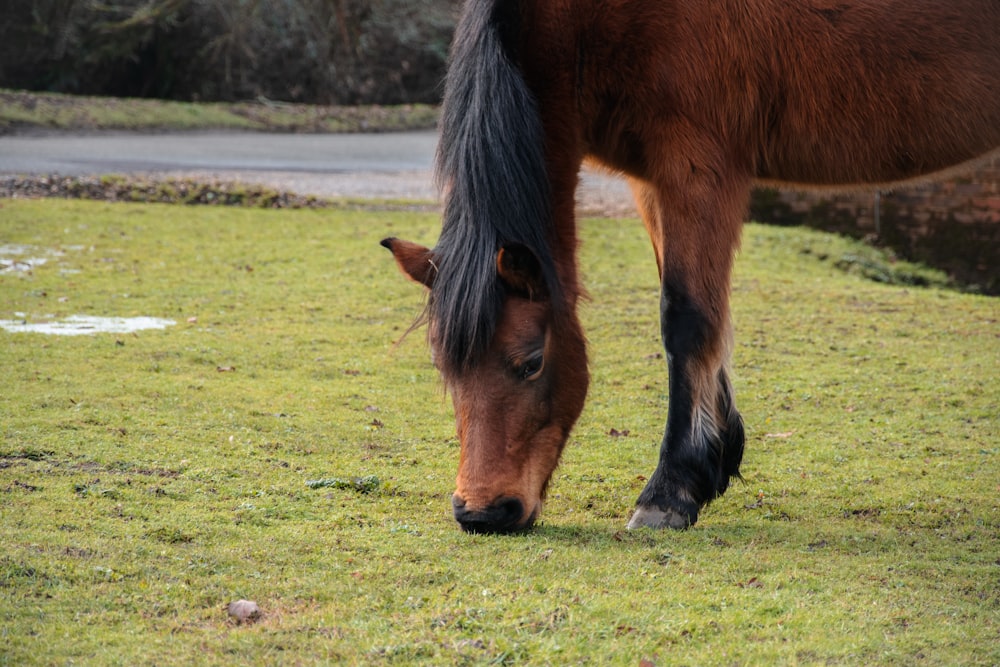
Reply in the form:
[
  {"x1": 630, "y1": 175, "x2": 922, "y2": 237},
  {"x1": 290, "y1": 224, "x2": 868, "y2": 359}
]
[
  {"x1": 381, "y1": 237, "x2": 437, "y2": 288},
  {"x1": 496, "y1": 244, "x2": 548, "y2": 300}
]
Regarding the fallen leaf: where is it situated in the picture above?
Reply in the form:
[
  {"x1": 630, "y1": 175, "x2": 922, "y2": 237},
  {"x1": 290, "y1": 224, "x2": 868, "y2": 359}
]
[
  {"x1": 765, "y1": 431, "x2": 795, "y2": 438},
  {"x1": 609, "y1": 428, "x2": 630, "y2": 437},
  {"x1": 216, "y1": 366, "x2": 236, "y2": 372},
  {"x1": 745, "y1": 491, "x2": 766, "y2": 509}
]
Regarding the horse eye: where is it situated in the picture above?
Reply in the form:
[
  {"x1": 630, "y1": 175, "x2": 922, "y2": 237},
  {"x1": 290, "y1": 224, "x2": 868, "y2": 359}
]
[{"x1": 518, "y1": 355, "x2": 545, "y2": 381}]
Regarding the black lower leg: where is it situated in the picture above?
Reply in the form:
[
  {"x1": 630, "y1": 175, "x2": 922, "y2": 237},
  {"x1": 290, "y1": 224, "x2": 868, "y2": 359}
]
[{"x1": 629, "y1": 283, "x2": 745, "y2": 529}]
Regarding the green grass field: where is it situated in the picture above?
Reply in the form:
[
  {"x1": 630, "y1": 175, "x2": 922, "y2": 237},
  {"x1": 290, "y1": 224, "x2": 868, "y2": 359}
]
[{"x1": 1, "y1": 198, "x2": 997, "y2": 665}]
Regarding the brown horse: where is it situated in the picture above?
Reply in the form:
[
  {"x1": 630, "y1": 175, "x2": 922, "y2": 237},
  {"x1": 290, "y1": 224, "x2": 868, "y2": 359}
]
[{"x1": 383, "y1": 0, "x2": 1000, "y2": 533}]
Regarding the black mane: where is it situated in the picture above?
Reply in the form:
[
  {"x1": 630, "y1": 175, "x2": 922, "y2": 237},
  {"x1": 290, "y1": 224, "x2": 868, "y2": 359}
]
[{"x1": 430, "y1": 0, "x2": 561, "y2": 374}]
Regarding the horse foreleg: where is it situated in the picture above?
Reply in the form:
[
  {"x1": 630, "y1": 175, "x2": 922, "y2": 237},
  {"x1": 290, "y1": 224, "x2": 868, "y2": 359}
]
[{"x1": 626, "y1": 169, "x2": 747, "y2": 529}]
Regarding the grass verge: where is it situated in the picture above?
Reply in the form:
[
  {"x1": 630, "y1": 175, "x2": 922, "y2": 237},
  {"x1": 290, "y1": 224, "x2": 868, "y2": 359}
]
[
  {"x1": 0, "y1": 198, "x2": 997, "y2": 665},
  {"x1": 0, "y1": 88, "x2": 439, "y2": 134}
]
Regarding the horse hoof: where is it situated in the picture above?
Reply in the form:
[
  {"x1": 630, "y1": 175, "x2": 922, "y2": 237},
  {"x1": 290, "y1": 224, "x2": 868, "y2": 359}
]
[{"x1": 626, "y1": 505, "x2": 692, "y2": 530}]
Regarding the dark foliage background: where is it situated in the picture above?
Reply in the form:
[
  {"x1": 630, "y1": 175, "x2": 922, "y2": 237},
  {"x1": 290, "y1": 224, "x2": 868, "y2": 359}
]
[{"x1": 0, "y1": 0, "x2": 459, "y2": 104}]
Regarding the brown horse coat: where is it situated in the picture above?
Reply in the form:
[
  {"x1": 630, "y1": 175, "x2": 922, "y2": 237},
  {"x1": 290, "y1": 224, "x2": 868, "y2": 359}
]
[{"x1": 386, "y1": 0, "x2": 1000, "y2": 532}]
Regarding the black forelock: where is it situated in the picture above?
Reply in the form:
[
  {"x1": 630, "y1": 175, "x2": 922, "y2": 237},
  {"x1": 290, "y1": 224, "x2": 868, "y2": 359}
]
[{"x1": 430, "y1": 0, "x2": 561, "y2": 373}]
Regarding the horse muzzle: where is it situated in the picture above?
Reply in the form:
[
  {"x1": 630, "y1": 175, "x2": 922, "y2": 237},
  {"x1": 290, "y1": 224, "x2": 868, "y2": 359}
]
[{"x1": 452, "y1": 494, "x2": 538, "y2": 533}]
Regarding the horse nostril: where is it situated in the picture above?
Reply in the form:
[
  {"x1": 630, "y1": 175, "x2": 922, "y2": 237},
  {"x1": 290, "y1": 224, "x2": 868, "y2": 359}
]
[
  {"x1": 497, "y1": 497, "x2": 526, "y2": 524},
  {"x1": 452, "y1": 495, "x2": 529, "y2": 534}
]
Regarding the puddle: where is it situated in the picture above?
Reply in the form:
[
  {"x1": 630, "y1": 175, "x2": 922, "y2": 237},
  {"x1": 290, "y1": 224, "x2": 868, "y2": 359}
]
[{"x1": 0, "y1": 315, "x2": 176, "y2": 336}]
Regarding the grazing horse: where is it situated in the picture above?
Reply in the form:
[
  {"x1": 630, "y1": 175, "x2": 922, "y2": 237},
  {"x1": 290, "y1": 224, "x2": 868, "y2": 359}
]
[{"x1": 382, "y1": 0, "x2": 1000, "y2": 533}]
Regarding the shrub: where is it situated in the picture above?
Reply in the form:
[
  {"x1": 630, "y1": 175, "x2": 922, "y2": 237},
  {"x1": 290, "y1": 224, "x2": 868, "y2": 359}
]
[{"x1": 0, "y1": 0, "x2": 458, "y2": 104}]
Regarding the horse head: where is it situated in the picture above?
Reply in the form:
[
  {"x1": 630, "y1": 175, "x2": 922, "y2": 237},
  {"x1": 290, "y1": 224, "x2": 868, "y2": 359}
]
[{"x1": 383, "y1": 237, "x2": 588, "y2": 533}]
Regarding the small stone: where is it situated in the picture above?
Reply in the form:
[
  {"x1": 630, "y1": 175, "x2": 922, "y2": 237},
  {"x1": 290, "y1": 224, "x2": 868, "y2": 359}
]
[{"x1": 227, "y1": 599, "x2": 262, "y2": 624}]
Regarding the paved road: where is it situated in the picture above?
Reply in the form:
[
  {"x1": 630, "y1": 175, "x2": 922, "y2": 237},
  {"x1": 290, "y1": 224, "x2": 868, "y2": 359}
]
[
  {"x1": 0, "y1": 130, "x2": 441, "y2": 199},
  {"x1": 0, "y1": 130, "x2": 634, "y2": 212}
]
